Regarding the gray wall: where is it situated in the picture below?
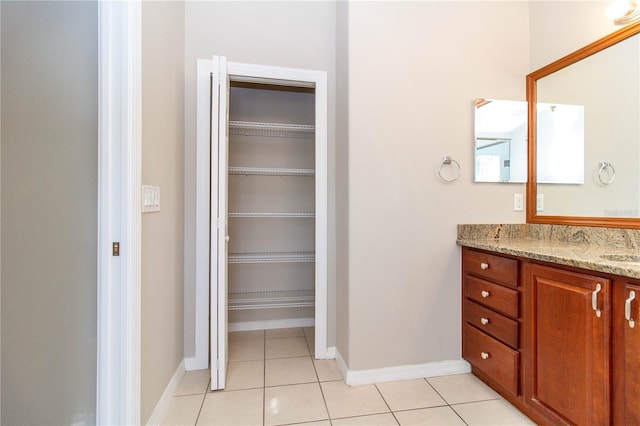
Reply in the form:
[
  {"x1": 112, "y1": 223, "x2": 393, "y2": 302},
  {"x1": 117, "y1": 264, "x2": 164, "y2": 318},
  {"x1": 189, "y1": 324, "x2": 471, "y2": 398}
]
[
  {"x1": 141, "y1": 2, "x2": 186, "y2": 423},
  {"x1": 1, "y1": 2, "x2": 98, "y2": 424}
]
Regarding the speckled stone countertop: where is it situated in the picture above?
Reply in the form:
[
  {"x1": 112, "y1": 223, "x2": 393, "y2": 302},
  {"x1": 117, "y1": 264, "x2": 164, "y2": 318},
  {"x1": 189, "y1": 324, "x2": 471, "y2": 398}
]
[{"x1": 457, "y1": 224, "x2": 640, "y2": 280}]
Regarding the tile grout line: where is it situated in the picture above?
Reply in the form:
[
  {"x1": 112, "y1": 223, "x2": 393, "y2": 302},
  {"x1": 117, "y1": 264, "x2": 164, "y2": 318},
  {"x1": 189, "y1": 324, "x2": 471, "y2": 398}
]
[
  {"x1": 421, "y1": 377, "x2": 469, "y2": 425},
  {"x1": 373, "y1": 382, "x2": 401, "y2": 425},
  {"x1": 192, "y1": 381, "x2": 208, "y2": 426}
]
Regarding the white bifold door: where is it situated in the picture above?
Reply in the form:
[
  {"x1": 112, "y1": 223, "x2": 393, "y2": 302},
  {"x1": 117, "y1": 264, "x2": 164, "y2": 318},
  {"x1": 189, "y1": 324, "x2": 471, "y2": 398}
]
[{"x1": 199, "y1": 56, "x2": 328, "y2": 390}]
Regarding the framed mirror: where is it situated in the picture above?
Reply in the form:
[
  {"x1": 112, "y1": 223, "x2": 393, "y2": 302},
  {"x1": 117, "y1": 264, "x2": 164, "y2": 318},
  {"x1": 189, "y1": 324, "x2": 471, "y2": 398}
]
[
  {"x1": 474, "y1": 98, "x2": 527, "y2": 183},
  {"x1": 526, "y1": 21, "x2": 640, "y2": 228}
]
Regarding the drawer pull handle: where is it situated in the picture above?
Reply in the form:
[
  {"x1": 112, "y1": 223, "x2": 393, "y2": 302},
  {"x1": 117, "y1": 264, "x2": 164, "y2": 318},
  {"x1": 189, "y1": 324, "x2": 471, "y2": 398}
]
[
  {"x1": 481, "y1": 290, "x2": 490, "y2": 298},
  {"x1": 592, "y1": 283, "x2": 602, "y2": 318},
  {"x1": 481, "y1": 352, "x2": 490, "y2": 360},
  {"x1": 480, "y1": 262, "x2": 489, "y2": 270},
  {"x1": 480, "y1": 317, "x2": 489, "y2": 325},
  {"x1": 625, "y1": 290, "x2": 636, "y2": 328}
]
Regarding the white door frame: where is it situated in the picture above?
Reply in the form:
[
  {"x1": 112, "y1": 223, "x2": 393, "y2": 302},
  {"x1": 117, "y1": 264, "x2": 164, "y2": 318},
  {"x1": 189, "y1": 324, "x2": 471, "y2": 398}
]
[
  {"x1": 96, "y1": 1, "x2": 142, "y2": 424},
  {"x1": 193, "y1": 58, "x2": 330, "y2": 372}
]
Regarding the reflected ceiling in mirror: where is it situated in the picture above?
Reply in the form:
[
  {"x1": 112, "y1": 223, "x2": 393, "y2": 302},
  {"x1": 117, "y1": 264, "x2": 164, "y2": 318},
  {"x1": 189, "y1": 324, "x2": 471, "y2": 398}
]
[
  {"x1": 527, "y1": 22, "x2": 640, "y2": 228},
  {"x1": 474, "y1": 98, "x2": 527, "y2": 183}
]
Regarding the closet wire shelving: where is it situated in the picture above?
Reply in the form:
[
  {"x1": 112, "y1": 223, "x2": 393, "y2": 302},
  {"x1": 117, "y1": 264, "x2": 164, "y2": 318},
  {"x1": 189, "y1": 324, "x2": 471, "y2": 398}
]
[{"x1": 228, "y1": 120, "x2": 316, "y2": 312}]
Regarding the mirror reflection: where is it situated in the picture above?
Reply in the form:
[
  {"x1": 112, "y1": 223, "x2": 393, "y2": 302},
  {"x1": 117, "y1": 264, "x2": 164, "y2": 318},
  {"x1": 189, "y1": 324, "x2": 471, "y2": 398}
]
[
  {"x1": 536, "y1": 102, "x2": 584, "y2": 184},
  {"x1": 474, "y1": 98, "x2": 527, "y2": 183}
]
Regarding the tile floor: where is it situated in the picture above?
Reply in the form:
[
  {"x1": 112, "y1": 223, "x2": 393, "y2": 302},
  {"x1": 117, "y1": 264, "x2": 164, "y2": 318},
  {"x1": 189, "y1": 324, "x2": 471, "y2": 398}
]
[{"x1": 160, "y1": 327, "x2": 535, "y2": 426}]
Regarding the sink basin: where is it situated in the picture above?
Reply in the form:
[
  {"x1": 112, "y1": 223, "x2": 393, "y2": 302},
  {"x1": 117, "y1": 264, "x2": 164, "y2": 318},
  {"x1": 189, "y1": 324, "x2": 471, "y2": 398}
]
[{"x1": 600, "y1": 254, "x2": 640, "y2": 263}]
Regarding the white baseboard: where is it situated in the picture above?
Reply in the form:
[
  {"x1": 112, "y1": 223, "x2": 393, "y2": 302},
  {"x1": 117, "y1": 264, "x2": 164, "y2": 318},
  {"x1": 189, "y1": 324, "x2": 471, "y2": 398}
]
[
  {"x1": 334, "y1": 354, "x2": 471, "y2": 386},
  {"x1": 146, "y1": 360, "x2": 186, "y2": 425},
  {"x1": 335, "y1": 349, "x2": 348, "y2": 381},
  {"x1": 184, "y1": 356, "x2": 206, "y2": 371},
  {"x1": 229, "y1": 317, "x2": 314, "y2": 332},
  {"x1": 325, "y1": 346, "x2": 337, "y2": 359}
]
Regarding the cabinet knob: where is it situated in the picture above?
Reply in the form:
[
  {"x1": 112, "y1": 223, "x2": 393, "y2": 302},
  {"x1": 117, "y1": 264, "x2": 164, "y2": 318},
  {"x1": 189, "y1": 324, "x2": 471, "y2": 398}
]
[
  {"x1": 480, "y1": 317, "x2": 489, "y2": 325},
  {"x1": 481, "y1": 352, "x2": 490, "y2": 360},
  {"x1": 625, "y1": 290, "x2": 636, "y2": 328},
  {"x1": 481, "y1": 290, "x2": 490, "y2": 298},
  {"x1": 480, "y1": 262, "x2": 489, "y2": 270}
]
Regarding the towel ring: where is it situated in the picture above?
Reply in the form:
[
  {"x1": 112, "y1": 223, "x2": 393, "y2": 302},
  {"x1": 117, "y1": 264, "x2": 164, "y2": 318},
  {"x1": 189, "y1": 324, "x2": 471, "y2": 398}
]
[
  {"x1": 598, "y1": 162, "x2": 615, "y2": 185},
  {"x1": 437, "y1": 156, "x2": 461, "y2": 182}
]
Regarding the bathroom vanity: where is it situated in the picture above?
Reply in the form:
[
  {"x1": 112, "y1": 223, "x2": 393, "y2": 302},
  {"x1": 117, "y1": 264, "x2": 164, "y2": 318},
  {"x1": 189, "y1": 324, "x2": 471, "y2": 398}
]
[{"x1": 458, "y1": 224, "x2": 640, "y2": 426}]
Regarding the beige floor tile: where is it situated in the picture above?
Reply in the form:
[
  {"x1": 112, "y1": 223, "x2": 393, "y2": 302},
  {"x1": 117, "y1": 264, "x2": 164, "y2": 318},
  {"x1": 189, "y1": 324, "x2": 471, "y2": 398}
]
[
  {"x1": 228, "y1": 338, "x2": 265, "y2": 362},
  {"x1": 306, "y1": 334, "x2": 316, "y2": 355},
  {"x1": 303, "y1": 327, "x2": 315, "y2": 338},
  {"x1": 175, "y1": 369, "x2": 210, "y2": 396},
  {"x1": 426, "y1": 373, "x2": 500, "y2": 405},
  {"x1": 229, "y1": 330, "x2": 265, "y2": 341},
  {"x1": 332, "y1": 413, "x2": 399, "y2": 425},
  {"x1": 225, "y1": 360, "x2": 264, "y2": 390},
  {"x1": 266, "y1": 327, "x2": 304, "y2": 338},
  {"x1": 159, "y1": 394, "x2": 205, "y2": 426},
  {"x1": 394, "y1": 406, "x2": 466, "y2": 426},
  {"x1": 376, "y1": 379, "x2": 446, "y2": 411},
  {"x1": 197, "y1": 388, "x2": 263, "y2": 425},
  {"x1": 288, "y1": 421, "x2": 331, "y2": 426},
  {"x1": 264, "y1": 383, "x2": 329, "y2": 426},
  {"x1": 451, "y1": 399, "x2": 536, "y2": 425},
  {"x1": 313, "y1": 359, "x2": 343, "y2": 382},
  {"x1": 321, "y1": 381, "x2": 390, "y2": 419},
  {"x1": 265, "y1": 356, "x2": 317, "y2": 387},
  {"x1": 265, "y1": 336, "x2": 310, "y2": 359}
]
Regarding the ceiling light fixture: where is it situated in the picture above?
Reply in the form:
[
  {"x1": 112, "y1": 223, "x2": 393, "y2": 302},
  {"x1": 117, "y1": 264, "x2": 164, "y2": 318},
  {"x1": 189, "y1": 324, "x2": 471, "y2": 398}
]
[{"x1": 607, "y1": 0, "x2": 640, "y2": 25}]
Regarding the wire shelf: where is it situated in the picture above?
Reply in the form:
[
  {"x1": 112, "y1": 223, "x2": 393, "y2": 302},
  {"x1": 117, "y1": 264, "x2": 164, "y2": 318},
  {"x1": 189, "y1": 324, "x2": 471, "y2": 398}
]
[
  {"x1": 228, "y1": 167, "x2": 315, "y2": 177},
  {"x1": 229, "y1": 121, "x2": 315, "y2": 139},
  {"x1": 229, "y1": 212, "x2": 315, "y2": 218},
  {"x1": 228, "y1": 251, "x2": 315, "y2": 264},
  {"x1": 228, "y1": 289, "x2": 315, "y2": 310}
]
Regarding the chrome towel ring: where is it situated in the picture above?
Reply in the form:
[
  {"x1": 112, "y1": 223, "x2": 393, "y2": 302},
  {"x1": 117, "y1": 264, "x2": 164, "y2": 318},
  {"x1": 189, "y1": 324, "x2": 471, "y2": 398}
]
[
  {"x1": 437, "y1": 156, "x2": 461, "y2": 182},
  {"x1": 598, "y1": 161, "x2": 615, "y2": 185}
]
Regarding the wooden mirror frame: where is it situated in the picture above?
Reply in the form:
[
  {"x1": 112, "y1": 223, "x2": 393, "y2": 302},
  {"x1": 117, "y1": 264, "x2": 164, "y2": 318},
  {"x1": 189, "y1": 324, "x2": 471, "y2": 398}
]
[{"x1": 526, "y1": 21, "x2": 640, "y2": 229}]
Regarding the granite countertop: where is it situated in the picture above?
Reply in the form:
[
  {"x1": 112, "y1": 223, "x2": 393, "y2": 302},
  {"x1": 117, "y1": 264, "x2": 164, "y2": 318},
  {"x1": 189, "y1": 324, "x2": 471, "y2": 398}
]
[{"x1": 457, "y1": 224, "x2": 640, "y2": 280}]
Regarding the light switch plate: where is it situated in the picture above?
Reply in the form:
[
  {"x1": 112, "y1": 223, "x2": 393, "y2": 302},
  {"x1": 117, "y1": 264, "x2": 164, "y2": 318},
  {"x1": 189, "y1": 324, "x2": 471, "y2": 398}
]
[
  {"x1": 513, "y1": 193, "x2": 524, "y2": 211},
  {"x1": 142, "y1": 185, "x2": 160, "y2": 213}
]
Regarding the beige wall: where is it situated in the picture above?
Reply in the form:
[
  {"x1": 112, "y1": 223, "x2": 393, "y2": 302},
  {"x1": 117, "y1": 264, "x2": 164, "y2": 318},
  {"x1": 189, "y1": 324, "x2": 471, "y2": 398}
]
[
  {"x1": 183, "y1": 0, "x2": 338, "y2": 356},
  {"x1": 344, "y1": 1, "x2": 530, "y2": 370},
  {"x1": 335, "y1": 1, "x2": 350, "y2": 364},
  {"x1": 141, "y1": 2, "x2": 185, "y2": 423},
  {"x1": 1, "y1": 2, "x2": 98, "y2": 423},
  {"x1": 529, "y1": 1, "x2": 616, "y2": 71}
]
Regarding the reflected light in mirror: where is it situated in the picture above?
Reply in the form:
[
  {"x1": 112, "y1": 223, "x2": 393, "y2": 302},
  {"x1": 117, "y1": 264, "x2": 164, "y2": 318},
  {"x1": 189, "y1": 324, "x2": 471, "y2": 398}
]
[
  {"x1": 474, "y1": 98, "x2": 527, "y2": 183},
  {"x1": 607, "y1": 0, "x2": 640, "y2": 24}
]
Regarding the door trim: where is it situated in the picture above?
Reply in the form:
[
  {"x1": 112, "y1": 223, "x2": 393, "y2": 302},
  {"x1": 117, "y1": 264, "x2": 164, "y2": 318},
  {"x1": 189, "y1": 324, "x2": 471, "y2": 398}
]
[
  {"x1": 97, "y1": 1, "x2": 142, "y2": 424},
  {"x1": 193, "y1": 59, "x2": 330, "y2": 372}
]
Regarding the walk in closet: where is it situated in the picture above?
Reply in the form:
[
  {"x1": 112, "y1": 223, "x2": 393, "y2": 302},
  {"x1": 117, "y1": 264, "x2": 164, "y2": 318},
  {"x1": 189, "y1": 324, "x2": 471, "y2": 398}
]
[{"x1": 195, "y1": 57, "x2": 327, "y2": 390}]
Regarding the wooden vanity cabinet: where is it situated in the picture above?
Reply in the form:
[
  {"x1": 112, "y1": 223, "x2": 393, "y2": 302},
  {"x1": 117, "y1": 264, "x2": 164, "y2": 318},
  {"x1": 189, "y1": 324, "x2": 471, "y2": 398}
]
[
  {"x1": 461, "y1": 248, "x2": 521, "y2": 397},
  {"x1": 523, "y1": 263, "x2": 611, "y2": 426},
  {"x1": 462, "y1": 247, "x2": 640, "y2": 425},
  {"x1": 612, "y1": 279, "x2": 640, "y2": 425}
]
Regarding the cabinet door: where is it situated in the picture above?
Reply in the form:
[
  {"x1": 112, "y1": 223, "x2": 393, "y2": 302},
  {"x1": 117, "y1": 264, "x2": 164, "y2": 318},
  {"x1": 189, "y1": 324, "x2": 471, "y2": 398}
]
[
  {"x1": 613, "y1": 281, "x2": 640, "y2": 425},
  {"x1": 523, "y1": 263, "x2": 610, "y2": 426}
]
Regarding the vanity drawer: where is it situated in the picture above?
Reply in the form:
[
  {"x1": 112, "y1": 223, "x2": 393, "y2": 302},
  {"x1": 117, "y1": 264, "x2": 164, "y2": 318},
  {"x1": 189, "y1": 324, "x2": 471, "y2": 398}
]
[
  {"x1": 464, "y1": 249, "x2": 518, "y2": 288},
  {"x1": 464, "y1": 275, "x2": 519, "y2": 318},
  {"x1": 464, "y1": 299, "x2": 518, "y2": 348},
  {"x1": 463, "y1": 323, "x2": 519, "y2": 395}
]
